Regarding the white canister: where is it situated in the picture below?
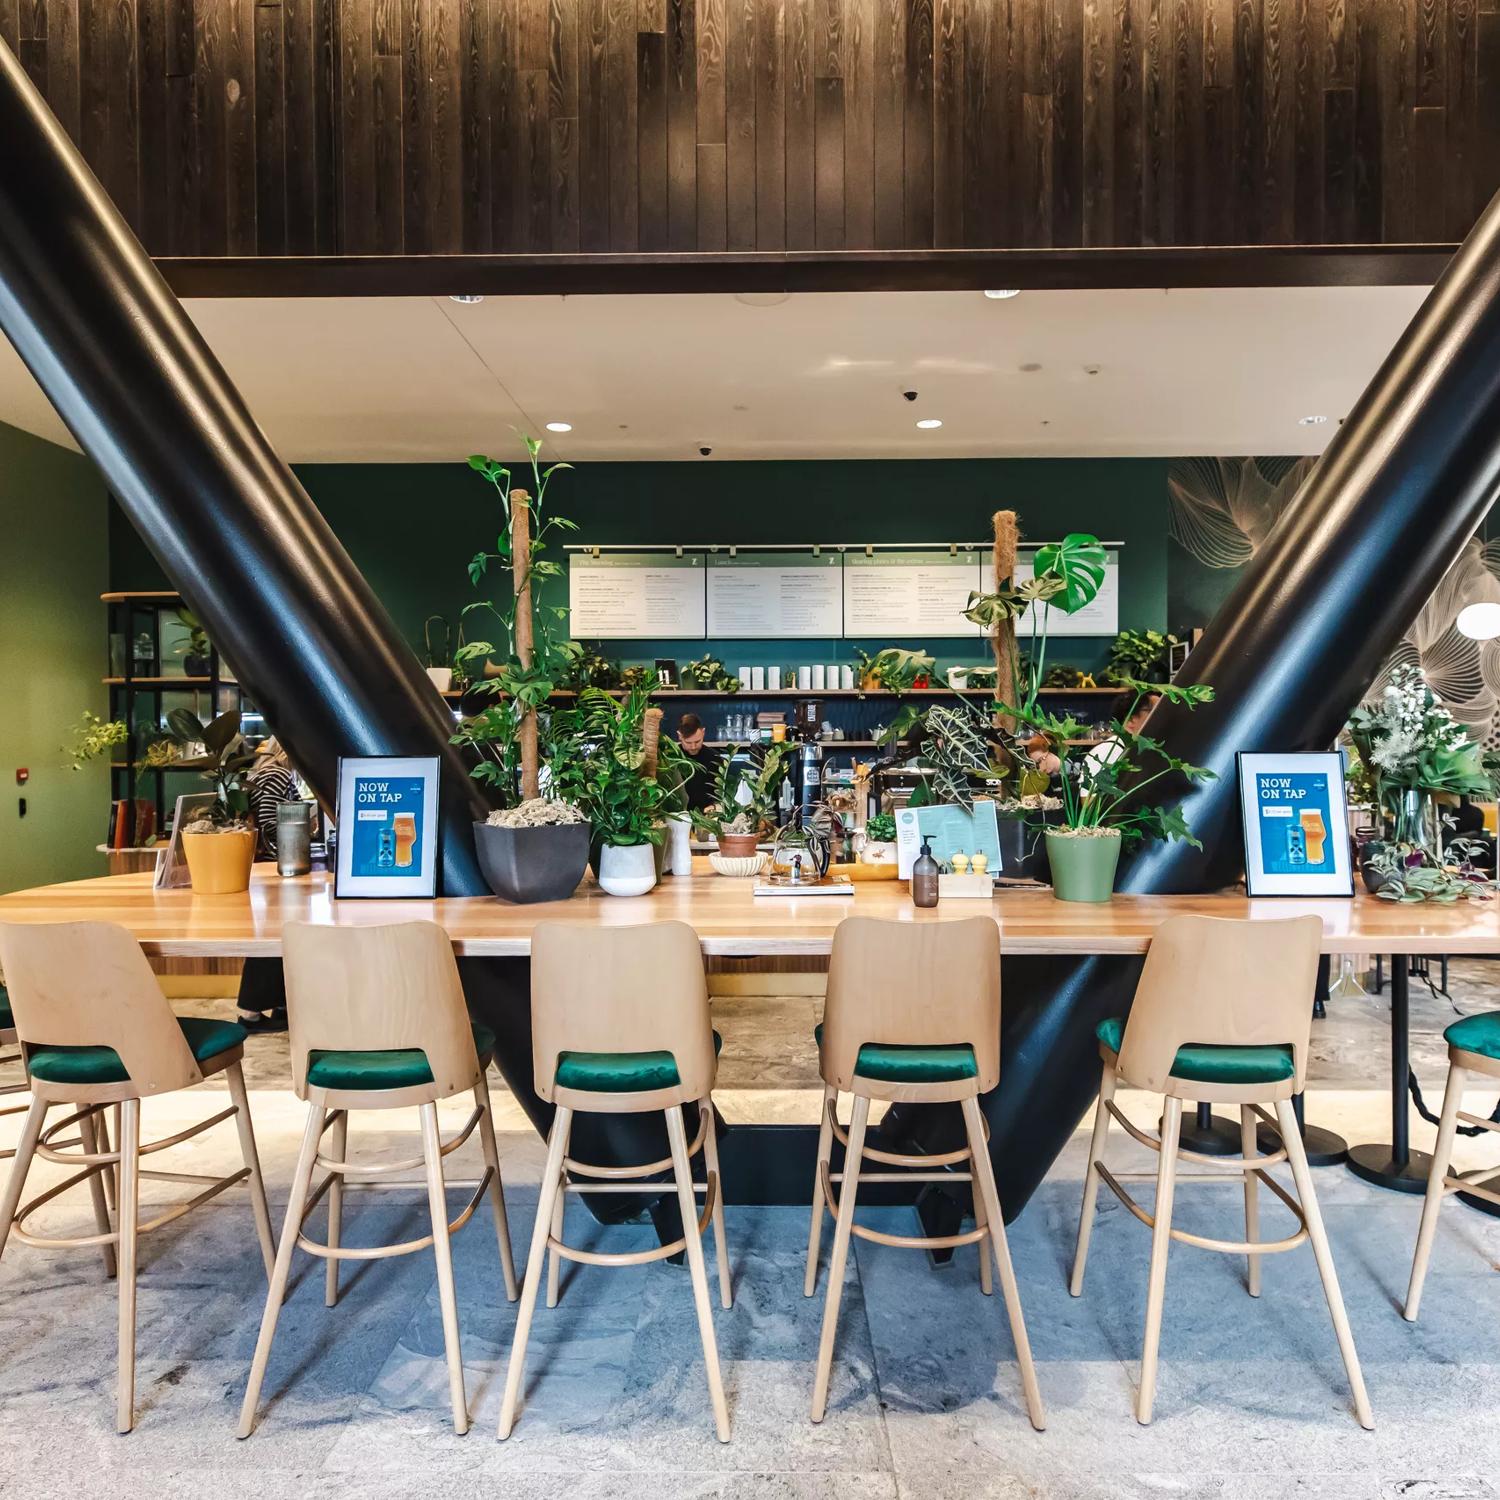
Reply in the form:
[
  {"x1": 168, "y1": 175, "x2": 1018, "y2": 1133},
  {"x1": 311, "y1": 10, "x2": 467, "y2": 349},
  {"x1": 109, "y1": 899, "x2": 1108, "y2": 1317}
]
[
  {"x1": 839, "y1": 665, "x2": 855, "y2": 689},
  {"x1": 598, "y1": 842, "x2": 657, "y2": 897},
  {"x1": 738, "y1": 666, "x2": 752, "y2": 689},
  {"x1": 768, "y1": 666, "x2": 782, "y2": 690},
  {"x1": 751, "y1": 666, "x2": 766, "y2": 691},
  {"x1": 826, "y1": 664, "x2": 839, "y2": 687},
  {"x1": 811, "y1": 665, "x2": 826, "y2": 690},
  {"x1": 797, "y1": 665, "x2": 812, "y2": 689},
  {"x1": 947, "y1": 666, "x2": 970, "y2": 690},
  {"x1": 425, "y1": 666, "x2": 454, "y2": 694},
  {"x1": 663, "y1": 814, "x2": 693, "y2": 876}
]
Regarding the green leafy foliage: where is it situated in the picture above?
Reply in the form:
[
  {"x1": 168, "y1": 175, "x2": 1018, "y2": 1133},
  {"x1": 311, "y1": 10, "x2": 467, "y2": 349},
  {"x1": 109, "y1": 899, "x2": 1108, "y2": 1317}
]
[
  {"x1": 1366, "y1": 839, "x2": 1494, "y2": 903},
  {"x1": 164, "y1": 708, "x2": 256, "y2": 825},
  {"x1": 62, "y1": 711, "x2": 128, "y2": 772},
  {"x1": 864, "y1": 812, "x2": 897, "y2": 843},
  {"x1": 1107, "y1": 628, "x2": 1182, "y2": 683},
  {"x1": 682, "y1": 653, "x2": 742, "y2": 692},
  {"x1": 688, "y1": 741, "x2": 794, "y2": 838},
  {"x1": 858, "y1": 647, "x2": 935, "y2": 693},
  {"x1": 546, "y1": 687, "x2": 671, "y2": 846}
]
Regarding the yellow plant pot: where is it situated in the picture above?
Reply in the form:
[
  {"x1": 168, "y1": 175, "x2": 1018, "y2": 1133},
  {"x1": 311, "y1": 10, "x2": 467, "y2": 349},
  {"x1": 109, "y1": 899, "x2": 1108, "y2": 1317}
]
[{"x1": 182, "y1": 828, "x2": 257, "y2": 894}]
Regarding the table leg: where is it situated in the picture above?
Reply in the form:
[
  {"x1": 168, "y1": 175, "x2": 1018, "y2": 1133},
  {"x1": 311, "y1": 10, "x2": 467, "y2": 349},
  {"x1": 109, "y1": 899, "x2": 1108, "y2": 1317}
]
[{"x1": 1347, "y1": 955, "x2": 1433, "y2": 1193}]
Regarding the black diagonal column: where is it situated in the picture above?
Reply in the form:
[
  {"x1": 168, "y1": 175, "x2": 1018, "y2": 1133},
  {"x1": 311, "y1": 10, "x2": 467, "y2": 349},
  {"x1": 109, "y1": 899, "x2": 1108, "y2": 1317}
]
[
  {"x1": 894, "y1": 189, "x2": 1500, "y2": 1221},
  {"x1": 0, "y1": 42, "x2": 489, "y2": 895}
]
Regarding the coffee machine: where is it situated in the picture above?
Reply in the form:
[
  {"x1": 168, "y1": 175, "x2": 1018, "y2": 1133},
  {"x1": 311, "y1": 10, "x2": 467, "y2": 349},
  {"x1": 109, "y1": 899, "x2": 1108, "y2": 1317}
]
[{"x1": 793, "y1": 697, "x2": 824, "y2": 822}]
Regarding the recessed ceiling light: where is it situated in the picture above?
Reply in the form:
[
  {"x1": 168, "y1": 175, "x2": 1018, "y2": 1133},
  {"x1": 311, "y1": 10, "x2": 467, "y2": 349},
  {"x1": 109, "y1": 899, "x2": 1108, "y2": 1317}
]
[
  {"x1": 545, "y1": 421, "x2": 572, "y2": 433},
  {"x1": 916, "y1": 418, "x2": 943, "y2": 430},
  {"x1": 449, "y1": 294, "x2": 484, "y2": 305},
  {"x1": 1457, "y1": 602, "x2": 1500, "y2": 641},
  {"x1": 1298, "y1": 414, "x2": 1329, "y2": 426},
  {"x1": 983, "y1": 289, "x2": 1021, "y2": 300}
]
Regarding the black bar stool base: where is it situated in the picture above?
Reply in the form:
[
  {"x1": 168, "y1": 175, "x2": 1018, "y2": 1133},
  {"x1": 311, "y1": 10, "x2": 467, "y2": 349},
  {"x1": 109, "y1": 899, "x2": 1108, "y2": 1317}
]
[
  {"x1": 1256, "y1": 1122, "x2": 1349, "y2": 1168},
  {"x1": 1346, "y1": 1144, "x2": 1434, "y2": 1193},
  {"x1": 1458, "y1": 1173, "x2": 1500, "y2": 1218},
  {"x1": 1170, "y1": 1110, "x2": 1244, "y2": 1156}
]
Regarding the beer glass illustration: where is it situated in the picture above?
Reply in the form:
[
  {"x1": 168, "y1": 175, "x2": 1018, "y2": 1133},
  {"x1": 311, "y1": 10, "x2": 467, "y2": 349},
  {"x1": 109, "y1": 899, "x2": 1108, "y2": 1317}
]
[
  {"x1": 393, "y1": 812, "x2": 418, "y2": 868},
  {"x1": 1299, "y1": 808, "x2": 1327, "y2": 864}
]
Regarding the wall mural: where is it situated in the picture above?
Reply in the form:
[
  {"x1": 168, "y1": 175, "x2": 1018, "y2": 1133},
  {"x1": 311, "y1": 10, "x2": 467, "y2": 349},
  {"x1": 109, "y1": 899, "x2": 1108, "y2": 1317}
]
[{"x1": 1168, "y1": 457, "x2": 1500, "y2": 750}]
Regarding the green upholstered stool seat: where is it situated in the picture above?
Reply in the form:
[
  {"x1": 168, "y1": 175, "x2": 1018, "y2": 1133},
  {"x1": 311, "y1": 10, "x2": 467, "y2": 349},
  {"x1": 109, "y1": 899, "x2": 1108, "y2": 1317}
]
[
  {"x1": 27, "y1": 1016, "x2": 246, "y2": 1086},
  {"x1": 814, "y1": 1023, "x2": 978, "y2": 1084},
  {"x1": 1444, "y1": 1010, "x2": 1500, "y2": 1063},
  {"x1": 1096, "y1": 1017, "x2": 1295, "y2": 1086},
  {"x1": 305, "y1": 1021, "x2": 498, "y2": 1091},
  {"x1": 555, "y1": 1030, "x2": 722, "y2": 1094},
  {"x1": 0, "y1": 986, "x2": 12, "y2": 1032}
]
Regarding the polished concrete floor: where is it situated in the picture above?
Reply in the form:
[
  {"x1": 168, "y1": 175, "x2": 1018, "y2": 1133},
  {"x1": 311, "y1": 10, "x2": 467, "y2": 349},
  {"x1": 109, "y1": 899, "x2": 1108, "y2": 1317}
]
[{"x1": 1, "y1": 960, "x2": 1498, "y2": 1499}]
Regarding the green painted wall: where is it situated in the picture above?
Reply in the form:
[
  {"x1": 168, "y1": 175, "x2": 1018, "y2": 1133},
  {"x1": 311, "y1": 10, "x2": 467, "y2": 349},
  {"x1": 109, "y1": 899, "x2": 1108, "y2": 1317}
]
[
  {"x1": 0, "y1": 422, "x2": 109, "y2": 894},
  {"x1": 111, "y1": 457, "x2": 1172, "y2": 674}
]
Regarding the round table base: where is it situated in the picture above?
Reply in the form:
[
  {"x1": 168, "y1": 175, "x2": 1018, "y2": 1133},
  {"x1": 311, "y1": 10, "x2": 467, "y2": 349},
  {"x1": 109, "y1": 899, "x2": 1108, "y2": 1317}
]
[
  {"x1": 1256, "y1": 1122, "x2": 1349, "y2": 1168},
  {"x1": 1166, "y1": 1111, "x2": 1243, "y2": 1157},
  {"x1": 1457, "y1": 1173, "x2": 1500, "y2": 1218},
  {"x1": 1346, "y1": 1144, "x2": 1434, "y2": 1193}
]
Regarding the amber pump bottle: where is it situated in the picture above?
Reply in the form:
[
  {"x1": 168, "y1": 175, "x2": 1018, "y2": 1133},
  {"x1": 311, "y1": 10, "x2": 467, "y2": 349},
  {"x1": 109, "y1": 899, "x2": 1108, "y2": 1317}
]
[{"x1": 911, "y1": 835, "x2": 940, "y2": 908}]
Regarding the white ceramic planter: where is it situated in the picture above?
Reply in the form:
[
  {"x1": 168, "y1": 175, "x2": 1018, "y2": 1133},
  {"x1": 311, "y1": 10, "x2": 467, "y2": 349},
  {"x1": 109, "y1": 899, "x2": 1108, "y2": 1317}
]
[
  {"x1": 946, "y1": 667, "x2": 970, "y2": 690},
  {"x1": 425, "y1": 666, "x2": 454, "y2": 693},
  {"x1": 598, "y1": 841, "x2": 658, "y2": 897},
  {"x1": 859, "y1": 839, "x2": 898, "y2": 866}
]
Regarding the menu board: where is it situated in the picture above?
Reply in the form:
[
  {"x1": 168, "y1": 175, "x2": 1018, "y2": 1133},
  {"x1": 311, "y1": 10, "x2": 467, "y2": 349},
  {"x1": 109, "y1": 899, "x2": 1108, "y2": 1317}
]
[
  {"x1": 567, "y1": 552, "x2": 707, "y2": 638},
  {"x1": 1014, "y1": 550, "x2": 1120, "y2": 637},
  {"x1": 842, "y1": 549, "x2": 987, "y2": 637},
  {"x1": 705, "y1": 552, "x2": 844, "y2": 638}
]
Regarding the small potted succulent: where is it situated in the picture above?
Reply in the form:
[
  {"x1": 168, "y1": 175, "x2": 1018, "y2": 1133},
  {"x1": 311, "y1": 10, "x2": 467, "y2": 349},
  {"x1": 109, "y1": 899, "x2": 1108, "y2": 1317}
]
[
  {"x1": 859, "y1": 811, "x2": 898, "y2": 865},
  {"x1": 165, "y1": 708, "x2": 258, "y2": 894},
  {"x1": 691, "y1": 741, "x2": 794, "y2": 868}
]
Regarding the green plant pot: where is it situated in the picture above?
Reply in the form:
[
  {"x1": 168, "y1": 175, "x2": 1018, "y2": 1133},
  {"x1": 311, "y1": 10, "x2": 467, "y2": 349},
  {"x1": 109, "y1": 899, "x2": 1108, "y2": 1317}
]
[{"x1": 1044, "y1": 829, "x2": 1122, "y2": 903}]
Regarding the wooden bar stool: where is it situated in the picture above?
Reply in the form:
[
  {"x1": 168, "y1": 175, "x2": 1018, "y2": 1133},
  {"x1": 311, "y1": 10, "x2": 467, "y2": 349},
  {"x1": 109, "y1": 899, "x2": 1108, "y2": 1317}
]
[
  {"x1": 1071, "y1": 913, "x2": 1373, "y2": 1429},
  {"x1": 805, "y1": 915, "x2": 1046, "y2": 1431},
  {"x1": 0, "y1": 981, "x2": 28, "y2": 1161},
  {"x1": 499, "y1": 919, "x2": 731, "y2": 1443},
  {"x1": 238, "y1": 920, "x2": 518, "y2": 1438},
  {"x1": 0, "y1": 921, "x2": 276, "y2": 1433},
  {"x1": 1404, "y1": 1011, "x2": 1500, "y2": 1319}
]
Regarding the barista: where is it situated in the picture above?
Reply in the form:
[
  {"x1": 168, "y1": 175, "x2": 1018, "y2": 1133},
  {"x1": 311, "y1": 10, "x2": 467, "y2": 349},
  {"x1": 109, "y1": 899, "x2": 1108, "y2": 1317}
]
[{"x1": 676, "y1": 714, "x2": 722, "y2": 813}]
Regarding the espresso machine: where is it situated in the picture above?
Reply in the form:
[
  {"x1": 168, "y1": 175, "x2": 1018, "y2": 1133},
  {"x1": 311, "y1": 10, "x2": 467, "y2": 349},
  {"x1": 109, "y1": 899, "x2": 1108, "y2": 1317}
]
[{"x1": 792, "y1": 697, "x2": 824, "y2": 822}]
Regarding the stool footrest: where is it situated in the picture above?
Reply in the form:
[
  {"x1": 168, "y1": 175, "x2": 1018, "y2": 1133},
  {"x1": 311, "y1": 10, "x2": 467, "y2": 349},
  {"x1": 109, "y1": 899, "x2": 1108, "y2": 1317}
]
[
  {"x1": 826, "y1": 1097, "x2": 982, "y2": 1169},
  {"x1": 1096, "y1": 1162, "x2": 1309, "y2": 1256},
  {"x1": 818, "y1": 1161, "x2": 988, "y2": 1251},
  {"x1": 296, "y1": 1166, "x2": 494, "y2": 1261},
  {"x1": 552, "y1": 1172, "x2": 718, "y2": 1268}
]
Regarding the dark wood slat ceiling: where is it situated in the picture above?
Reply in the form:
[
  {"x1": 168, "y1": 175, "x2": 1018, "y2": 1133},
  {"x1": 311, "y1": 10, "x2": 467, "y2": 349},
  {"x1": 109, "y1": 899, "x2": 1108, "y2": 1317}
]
[{"x1": 5, "y1": 0, "x2": 1498, "y2": 259}]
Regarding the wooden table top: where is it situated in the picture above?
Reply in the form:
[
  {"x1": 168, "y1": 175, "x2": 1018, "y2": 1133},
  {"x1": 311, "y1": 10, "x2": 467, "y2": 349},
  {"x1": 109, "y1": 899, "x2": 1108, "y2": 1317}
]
[{"x1": 0, "y1": 866, "x2": 1495, "y2": 958}]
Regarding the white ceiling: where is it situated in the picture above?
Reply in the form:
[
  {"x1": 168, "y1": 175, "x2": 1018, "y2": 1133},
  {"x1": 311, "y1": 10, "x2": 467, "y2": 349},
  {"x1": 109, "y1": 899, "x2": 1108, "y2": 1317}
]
[{"x1": 0, "y1": 285, "x2": 1429, "y2": 464}]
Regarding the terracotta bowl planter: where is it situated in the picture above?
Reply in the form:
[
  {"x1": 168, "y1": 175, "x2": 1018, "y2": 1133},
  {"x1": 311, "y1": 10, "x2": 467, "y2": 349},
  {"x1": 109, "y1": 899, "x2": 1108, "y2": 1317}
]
[
  {"x1": 715, "y1": 831, "x2": 761, "y2": 859},
  {"x1": 181, "y1": 827, "x2": 257, "y2": 895}
]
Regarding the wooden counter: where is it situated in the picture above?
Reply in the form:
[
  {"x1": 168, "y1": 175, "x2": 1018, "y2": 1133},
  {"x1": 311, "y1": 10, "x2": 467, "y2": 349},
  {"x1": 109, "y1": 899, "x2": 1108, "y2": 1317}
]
[{"x1": 1, "y1": 865, "x2": 1495, "y2": 959}]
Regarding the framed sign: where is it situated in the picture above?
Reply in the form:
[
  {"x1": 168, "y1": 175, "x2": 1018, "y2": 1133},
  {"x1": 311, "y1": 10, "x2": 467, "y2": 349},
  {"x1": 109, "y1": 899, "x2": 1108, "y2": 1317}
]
[
  {"x1": 334, "y1": 756, "x2": 441, "y2": 898},
  {"x1": 1237, "y1": 752, "x2": 1353, "y2": 897}
]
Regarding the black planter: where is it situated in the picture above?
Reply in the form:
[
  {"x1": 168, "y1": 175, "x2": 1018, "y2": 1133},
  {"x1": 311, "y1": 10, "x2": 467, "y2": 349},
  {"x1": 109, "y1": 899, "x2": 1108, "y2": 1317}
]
[
  {"x1": 473, "y1": 820, "x2": 591, "y2": 904},
  {"x1": 183, "y1": 652, "x2": 211, "y2": 677},
  {"x1": 996, "y1": 813, "x2": 1054, "y2": 883}
]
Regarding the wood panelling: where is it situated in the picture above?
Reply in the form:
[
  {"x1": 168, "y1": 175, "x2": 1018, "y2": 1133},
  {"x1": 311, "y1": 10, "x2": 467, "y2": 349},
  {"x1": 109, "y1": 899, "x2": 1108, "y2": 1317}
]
[{"x1": 9, "y1": 0, "x2": 1500, "y2": 255}]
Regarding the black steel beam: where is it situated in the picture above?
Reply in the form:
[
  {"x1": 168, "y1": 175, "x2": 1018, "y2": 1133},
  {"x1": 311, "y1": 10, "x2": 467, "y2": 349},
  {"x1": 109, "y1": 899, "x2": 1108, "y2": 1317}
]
[
  {"x1": 0, "y1": 42, "x2": 491, "y2": 895},
  {"x1": 960, "y1": 187, "x2": 1500, "y2": 1219}
]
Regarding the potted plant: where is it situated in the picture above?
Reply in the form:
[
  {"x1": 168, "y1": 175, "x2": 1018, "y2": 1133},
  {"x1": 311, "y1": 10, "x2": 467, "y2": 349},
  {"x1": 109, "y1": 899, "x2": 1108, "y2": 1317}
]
[
  {"x1": 62, "y1": 711, "x2": 128, "y2": 772},
  {"x1": 967, "y1": 534, "x2": 1213, "y2": 901},
  {"x1": 165, "y1": 708, "x2": 259, "y2": 894},
  {"x1": 558, "y1": 642, "x2": 620, "y2": 692},
  {"x1": 682, "y1": 653, "x2": 741, "y2": 693},
  {"x1": 451, "y1": 437, "x2": 591, "y2": 903},
  {"x1": 1106, "y1": 628, "x2": 1184, "y2": 684},
  {"x1": 859, "y1": 811, "x2": 898, "y2": 865},
  {"x1": 690, "y1": 741, "x2": 794, "y2": 865},
  {"x1": 548, "y1": 686, "x2": 674, "y2": 895},
  {"x1": 856, "y1": 646, "x2": 935, "y2": 694},
  {"x1": 173, "y1": 608, "x2": 213, "y2": 678}
]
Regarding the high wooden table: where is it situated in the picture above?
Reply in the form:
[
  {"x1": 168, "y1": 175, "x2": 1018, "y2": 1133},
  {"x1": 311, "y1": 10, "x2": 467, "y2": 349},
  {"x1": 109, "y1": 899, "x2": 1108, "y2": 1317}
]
[{"x1": 2, "y1": 868, "x2": 1496, "y2": 1202}]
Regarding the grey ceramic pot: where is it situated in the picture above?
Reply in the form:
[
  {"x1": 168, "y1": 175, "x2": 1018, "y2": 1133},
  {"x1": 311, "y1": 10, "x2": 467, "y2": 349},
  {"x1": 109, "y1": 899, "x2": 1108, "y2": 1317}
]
[{"x1": 472, "y1": 820, "x2": 591, "y2": 904}]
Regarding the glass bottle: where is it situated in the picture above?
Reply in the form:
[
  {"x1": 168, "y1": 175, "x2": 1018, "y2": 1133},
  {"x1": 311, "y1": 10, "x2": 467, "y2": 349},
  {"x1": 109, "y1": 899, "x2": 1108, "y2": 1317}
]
[{"x1": 911, "y1": 835, "x2": 940, "y2": 908}]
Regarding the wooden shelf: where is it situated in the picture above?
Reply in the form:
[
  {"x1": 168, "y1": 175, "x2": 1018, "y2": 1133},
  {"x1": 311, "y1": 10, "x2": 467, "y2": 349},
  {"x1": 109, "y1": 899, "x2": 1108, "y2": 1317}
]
[
  {"x1": 100, "y1": 591, "x2": 182, "y2": 603},
  {"x1": 103, "y1": 676, "x2": 241, "y2": 687},
  {"x1": 443, "y1": 684, "x2": 1122, "y2": 702}
]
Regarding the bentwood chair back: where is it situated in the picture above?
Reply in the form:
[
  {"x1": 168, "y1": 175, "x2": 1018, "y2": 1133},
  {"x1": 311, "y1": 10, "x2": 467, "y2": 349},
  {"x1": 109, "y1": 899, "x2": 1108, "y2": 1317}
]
[
  {"x1": 239, "y1": 920, "x2": 517, "y2": 1440},
  {"x1": 0, "y1": 920, "x2": 275, "y2": 1434},
  {"x1": 0, "y1": 921, "x2": 206, "y2": 1099},
  {"x1": 530, "y1": 918, "x2": 716, "y2": 1110},
  {"x1": 820, "y1": 915, "x2": 1001, "y2": 1100},
  {"x1": 0, "y1": 978, "x2": 31, "y2": 1159},
  {"x1": 501, "y1": 920, "x2": 731, "y2": 1442},
  {"x1": 806, "y1": 916, "x2": 1044, "y2": 1431},
  {"x1": 283, "y1": 918, "x2": 483, "y2": 1105},
  {"x1": 1116, "y1": 914, "x2": 1321, "y2": 1099},
  {"x1": 1072, "y1": 913, "x2": 1372, "y2": 1430}
]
